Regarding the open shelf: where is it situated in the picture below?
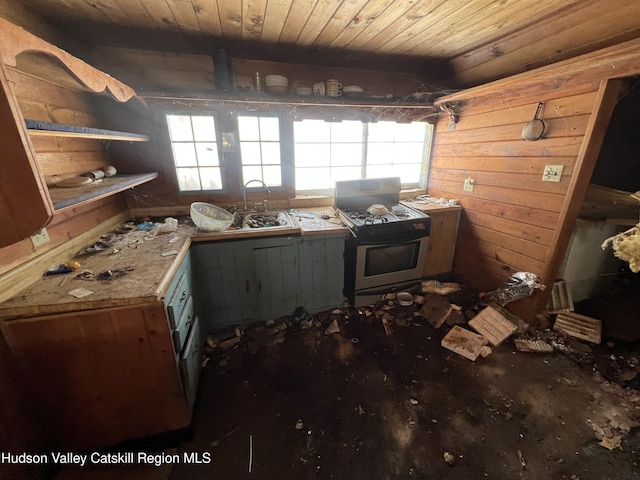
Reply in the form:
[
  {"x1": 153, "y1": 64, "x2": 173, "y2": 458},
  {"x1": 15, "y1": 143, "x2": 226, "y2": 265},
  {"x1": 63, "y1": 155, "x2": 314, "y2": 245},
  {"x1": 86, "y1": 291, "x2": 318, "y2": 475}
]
[
  {"x1": 49, "y1": 173, "x2": 159, "y2": 211},
  {"x1": 25, "y1": 120, "x2": 150, "y2": 142}
]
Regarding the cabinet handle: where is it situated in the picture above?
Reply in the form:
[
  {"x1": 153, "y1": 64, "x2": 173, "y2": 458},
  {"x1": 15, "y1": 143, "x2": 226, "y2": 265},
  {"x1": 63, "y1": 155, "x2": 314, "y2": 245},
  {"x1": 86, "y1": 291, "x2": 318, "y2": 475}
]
[
  {"x1": 179, "y1": 291, "x2": 187, "y2": 303},
  {"x1": 258, "y1": 280, "x2": 262, "y2": 292}
]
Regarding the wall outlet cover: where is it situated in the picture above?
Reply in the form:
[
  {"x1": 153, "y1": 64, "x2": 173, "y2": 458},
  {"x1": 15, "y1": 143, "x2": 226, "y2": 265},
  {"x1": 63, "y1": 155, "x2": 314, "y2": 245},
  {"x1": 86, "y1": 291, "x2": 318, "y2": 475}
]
[
  {"x1": 31, "y1": 227, "x2": 50, "y2": 247},
  {"x1": 542, "y1": 165, "x2": 564, "y2": 182}
]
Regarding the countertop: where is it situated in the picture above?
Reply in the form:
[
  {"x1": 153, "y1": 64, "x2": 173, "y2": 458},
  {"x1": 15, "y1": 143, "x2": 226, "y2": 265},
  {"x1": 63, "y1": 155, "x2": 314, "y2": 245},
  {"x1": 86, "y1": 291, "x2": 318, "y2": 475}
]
[
  {"x1": 0, "y1": 224, "x2": 193, "y2": 320},
  {"x1": 0, "y1": 212, "x2": 348, "y2": 319}
]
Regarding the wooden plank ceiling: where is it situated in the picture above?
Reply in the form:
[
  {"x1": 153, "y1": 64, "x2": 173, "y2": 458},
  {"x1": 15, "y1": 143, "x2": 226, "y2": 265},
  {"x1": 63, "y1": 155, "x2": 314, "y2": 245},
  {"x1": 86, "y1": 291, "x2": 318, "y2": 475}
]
[{"x1": 16, "y1": 0, "x2": 640, "y2": 87}]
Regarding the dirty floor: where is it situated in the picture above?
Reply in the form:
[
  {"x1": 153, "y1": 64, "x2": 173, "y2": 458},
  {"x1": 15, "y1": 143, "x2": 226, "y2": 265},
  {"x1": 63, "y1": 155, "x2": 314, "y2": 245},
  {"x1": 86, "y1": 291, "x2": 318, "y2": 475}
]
[{"x1": 56, "y1": 302, "x2": 640, "y2": 480}]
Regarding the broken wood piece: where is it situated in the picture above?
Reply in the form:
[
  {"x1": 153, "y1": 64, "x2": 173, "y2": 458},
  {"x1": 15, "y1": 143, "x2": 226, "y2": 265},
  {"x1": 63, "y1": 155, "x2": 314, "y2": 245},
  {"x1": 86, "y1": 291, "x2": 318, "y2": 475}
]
[
  {"x1": 547, "y1": 280, "x2": 574, "y2": 313},
  {"x1": 441, "y1": 326, "x2": 488, "y2": 361},
  {"x1": 422, "y1": 280, "x2": 462, "y2": 295},
  {"x1": 513, "y1": 338, "x2": 554, "y2": 353},
  {"x1": 325, "y1": 319, "x2": 340, "y2": 335},
  {"x1": 554, "y1": 312, "x2": 602, "y2": 344},
  {"x1": 468, "y1": 305, "x2": 517, "y2": 346},
  {"x1": 420, "y1": 293, "x2": 453, "y2": 329},
  {"x1": 381, "y1": 317, "x2": 393, "y2": 336}
]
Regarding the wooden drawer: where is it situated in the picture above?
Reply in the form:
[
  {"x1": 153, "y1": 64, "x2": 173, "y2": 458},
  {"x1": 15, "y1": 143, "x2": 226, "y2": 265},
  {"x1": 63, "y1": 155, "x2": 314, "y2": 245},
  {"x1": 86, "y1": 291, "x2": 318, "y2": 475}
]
[
  {"x1": 173, "y1": 295, "x2": 194, "y2": 354},
  {"x1": 180, "y1": 315, "x2": 202, "y2": 411},
  {"x1": 167, "y1": 270, "x2": 191, "y2": 329}
]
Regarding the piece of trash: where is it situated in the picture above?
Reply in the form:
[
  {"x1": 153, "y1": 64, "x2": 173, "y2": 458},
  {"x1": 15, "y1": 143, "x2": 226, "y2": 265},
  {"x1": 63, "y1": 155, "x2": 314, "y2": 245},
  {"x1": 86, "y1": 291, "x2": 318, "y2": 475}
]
[
  {"x1": 514, "y1": 338, "x2": 554, "y2": 353},
  {"x1": 44, "y1": 264, "x2": 74, "y2": 276},
  {"x1": 422, "y1": 280, "x2": 461, "y2": 295},
  {"x1": 518, "y1": 449, "x2": 527, "y2": 469},
  {"x1": 484, "y1": 272, "x2": 545, "y2": 307},
  {"x1": 75, "y1": 270, "x2": 95, "y2": 280},
  {"x1": 382, "y1": 317, "x2": 393, "y2": 336},
  {"x1": 554, "y1": 312, "x2": 602, "y2": 344},
  {"x1": 547, "y1": 280, "x2": 574, "y2": 313},
  {"x1": 325, "y1": 319, "x2": 340, "y2": 335},
  {"x1": 468, "y1": 305, "x2": 518, "y2": 346},
  {"x1": 248, "y1": 434, "x2": 253, "y2": 473},
  {"x1": 295, "y1": 419, "x2": 304, "y2": 430},
  {"x1": 161, "y1": 250, "x2": 179, "y2": 257},
  {"x1": 210, "y1": 426, "x2": 239, "y2": 447},
  {"x1": 137, "y1": 220, "x2": 159, "y2": 231},
  {"x1": 219, "y1": 337, "x2": 241, "y2": 349},
  {"x1": 409, "y1": 398, "x2": 419, "y2": 405},
  {"x1": 68, "y1": 287, "x2": 93, "y2": 298},
  {"x1": 150, "y1": 217, "x2": 178, "y2": 236},
  {"x1": 168, "y1": 236, "x2": 180, "y2": 244},
  {"x1": 420, "y1": 293, "x2": 453, "y2": 329},
  {"x1": 479, "y1": 346, "x2": 493, "y2": 358},
  {"x1": 83, "y1": 240, "x2": 110, "y2": 253},
  {"x1": 331, "y1": 308, "x2": 342, "y2": 315},
  {"x1": 351, "y1": 337, "x2": 359, "y2": 344},
  {"x1": 300, "y1": 457, "x2": 308, "y2": 464},
  {"x1": 441, "y1": 326, "x2": 488, "y2": 361},
  {"x1": 443, "y1": 452, "x2": 455, "y2": 466},
  {"x1": 358, "y1": 405, "x2": 365, "y2": 415}
]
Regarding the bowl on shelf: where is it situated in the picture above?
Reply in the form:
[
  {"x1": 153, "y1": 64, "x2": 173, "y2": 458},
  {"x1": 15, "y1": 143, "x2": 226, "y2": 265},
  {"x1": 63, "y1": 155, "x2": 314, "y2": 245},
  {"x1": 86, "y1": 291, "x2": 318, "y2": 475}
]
[
  {"x1": 343, "y1": 85, "x2": 364, "y2": 97},
  {"x1": 295, "y1": 86, "x2": 313, "y2": 96},
  {"x1": 190, "y1": 202, "x2": 234, "y2": 232}
]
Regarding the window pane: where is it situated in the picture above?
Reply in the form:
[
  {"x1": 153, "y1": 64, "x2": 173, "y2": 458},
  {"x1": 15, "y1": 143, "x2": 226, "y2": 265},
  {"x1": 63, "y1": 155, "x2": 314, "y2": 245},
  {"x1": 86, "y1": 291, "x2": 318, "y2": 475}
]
[
  {"x1": 294, "y1": 119, "x2": 330, "y2": 142},
  {"x1": 331, "y1": 167, "x2": 361, "y2": 183},
  {"x1": 294, "y1": 144, "x2": 330, "y2": 168},
  {"x1": 367, "y1": 143, "x2": 395, "y2": 164},
  {"x1": 393, "y1": 143, "x2": 424, "y2": 162},
  {"x1": 238, "y1": 116, "x2": 260, "y2": 141},
  {"x1": 331, "y1": 144, "x2": 362, "y2": 167},
  {"x1": 262, "y1": 166, "x2": 282, "y2": 186},
  {"x1": 331, "y1": 121, "x2": 363, "y2": 143},
  {"x1": 261, "y1": 142, "x2": 281, "y2": 165},
  {"x1": 242, "y1": 166, "x2": 263, "y2": 183},
  {"x1": 240, "y1": 143, "x2": 261, "y2": 165},
  {"x1": 395, "y1": 122, "x2": 427, "y2": 142},
  {"x1": 176, "y1": 167, "x2": 201, "y2": 190},
  {"x1": 200, "y1": 167, "x2": 223, "y2": 190},
  {"x1": 167, "y1": 115, "x2": 193, "y2": 141},
  {"x1": 394, "y1": 164, "x2": 422, "y2": 184},
  {"x1": 195, "y1": 143, "x2": 219, "y2": 166},
  {"x1": 172, "y1": 143, "x2": 197, "y2": 167},
  {"x1": 296, "y1": 167, "x2": 331, "y2": 190},
  {"x1": 260, "y1": 117, "x2": 280, "y2": 141},
  {"x1": 191, "y1": 116, "x2": 216, "y2": 141},
  {"x1": 366, "y1": 164, "x2": 389, "y2": 179},
  {"x1": 368, "y1": 121, "x2": 396, "y2": 142}
]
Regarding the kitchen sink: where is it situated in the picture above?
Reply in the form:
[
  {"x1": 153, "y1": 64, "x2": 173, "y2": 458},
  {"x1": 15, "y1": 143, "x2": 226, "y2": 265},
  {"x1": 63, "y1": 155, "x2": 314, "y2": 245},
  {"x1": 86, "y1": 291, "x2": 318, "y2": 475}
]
[{"x1": 234, "y1": 210, "x2": 295, "y2": 230}]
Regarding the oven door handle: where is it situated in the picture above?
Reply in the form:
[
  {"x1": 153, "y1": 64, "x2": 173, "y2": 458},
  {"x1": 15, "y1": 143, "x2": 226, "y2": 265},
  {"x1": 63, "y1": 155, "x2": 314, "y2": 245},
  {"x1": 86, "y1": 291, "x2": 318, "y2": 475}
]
[{"x1": 353, "y1": 231, "x2": 429, "y2": 245}]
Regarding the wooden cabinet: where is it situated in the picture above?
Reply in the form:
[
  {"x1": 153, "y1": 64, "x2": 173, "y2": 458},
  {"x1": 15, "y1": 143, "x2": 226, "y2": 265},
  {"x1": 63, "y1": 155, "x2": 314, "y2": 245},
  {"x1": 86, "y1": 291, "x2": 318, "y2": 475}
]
[
  {"x1": 0, "y1": 18, "x2": 157, "y2": 247},
  {"x1": 402, "y1": 203, "x2": 462, "y2": 279},
  {"x1": 0, "y1": 244, "x2": 201, "y2": 450},
  {"x1": 192, "y1": 233, "x2": 346, "y2": 330}
]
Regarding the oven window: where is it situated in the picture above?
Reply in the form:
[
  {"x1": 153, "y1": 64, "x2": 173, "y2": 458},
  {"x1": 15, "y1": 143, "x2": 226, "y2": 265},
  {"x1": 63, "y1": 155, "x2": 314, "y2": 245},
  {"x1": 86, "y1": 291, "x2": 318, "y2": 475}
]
[{"x1": 364, "y1": 242, "x2": 420, "y2": 277}]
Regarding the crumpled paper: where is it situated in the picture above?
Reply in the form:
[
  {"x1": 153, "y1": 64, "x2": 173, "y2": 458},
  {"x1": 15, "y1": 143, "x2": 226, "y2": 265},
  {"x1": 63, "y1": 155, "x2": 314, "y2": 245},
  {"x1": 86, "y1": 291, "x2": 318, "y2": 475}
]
[{"x1": 485, "y1": 272, "x2": 546, "y2": 307}]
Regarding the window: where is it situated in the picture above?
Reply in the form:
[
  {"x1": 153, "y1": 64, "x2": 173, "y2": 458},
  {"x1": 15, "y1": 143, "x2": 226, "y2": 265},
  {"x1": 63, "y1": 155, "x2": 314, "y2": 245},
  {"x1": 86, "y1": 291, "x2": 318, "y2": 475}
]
[
  {"x1": 166, "y1": 113, "x2": 223, "y2": 192},
  {"x1": 237, "y1": 114, "x2": 283, "y2": 188},
  {"x1": 294, "y1": 119, "x2": 431, "y2": 194}
]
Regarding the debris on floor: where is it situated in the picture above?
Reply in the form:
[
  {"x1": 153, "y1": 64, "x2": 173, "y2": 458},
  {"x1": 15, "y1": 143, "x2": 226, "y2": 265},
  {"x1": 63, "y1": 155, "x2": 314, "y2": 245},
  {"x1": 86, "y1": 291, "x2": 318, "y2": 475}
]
[
  {"x1": 554, "y1": 311, "x2": 602, "y2": 344},
  {"x1": 441, "y1": 325, "x2": 488, "y2": 361},
  {"x1": 468, "y1": 305, "x2": 518, "y2": 346}
]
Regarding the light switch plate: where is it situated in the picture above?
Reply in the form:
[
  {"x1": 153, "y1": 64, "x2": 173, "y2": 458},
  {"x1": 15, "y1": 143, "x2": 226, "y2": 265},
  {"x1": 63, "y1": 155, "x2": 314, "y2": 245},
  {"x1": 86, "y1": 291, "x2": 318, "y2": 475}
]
[
  {"x1": 30, "y1": 227, "x2": 50, "y2": 247},
  {"x1": 542, "y1": 165, "x2": 564, "y2": 182},
  {"x1": 463, "y1": 177, "x2": 475, "y2": 192}
]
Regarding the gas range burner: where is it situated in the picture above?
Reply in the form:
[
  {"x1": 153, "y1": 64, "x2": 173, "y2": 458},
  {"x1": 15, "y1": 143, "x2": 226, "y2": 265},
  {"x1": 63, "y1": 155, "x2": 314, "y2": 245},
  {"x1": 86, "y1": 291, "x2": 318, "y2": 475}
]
[{"x1": 364, "y1": 216, "x2": 389, "y2": 225}]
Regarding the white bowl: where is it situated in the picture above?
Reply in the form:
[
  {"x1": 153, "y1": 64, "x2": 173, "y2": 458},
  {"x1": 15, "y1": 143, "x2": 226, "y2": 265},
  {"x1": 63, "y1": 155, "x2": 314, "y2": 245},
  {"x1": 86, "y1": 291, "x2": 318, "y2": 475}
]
[
  {"x1": 264, "y1": 75, "x2": 288, "y2": 86},
  {"x1": 343, "y1": 85, "x2": 363, "y2": 92},
  {"x1": 190, "y1": 202, "x2": 234, "y2": 232},
  {"x1": 296, "y1": 87, "x2": 313, "y2": 96},
  {"x1": 397, "y1": 292, "x2": 414, "y2": 306}
]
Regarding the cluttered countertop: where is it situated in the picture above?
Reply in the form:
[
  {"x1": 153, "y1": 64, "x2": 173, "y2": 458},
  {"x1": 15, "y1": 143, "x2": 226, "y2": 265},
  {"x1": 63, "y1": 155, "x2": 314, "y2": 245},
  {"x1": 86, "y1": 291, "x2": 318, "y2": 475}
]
[{"x1": 0, "y1": 210, "x2": 347, "y2": 319}]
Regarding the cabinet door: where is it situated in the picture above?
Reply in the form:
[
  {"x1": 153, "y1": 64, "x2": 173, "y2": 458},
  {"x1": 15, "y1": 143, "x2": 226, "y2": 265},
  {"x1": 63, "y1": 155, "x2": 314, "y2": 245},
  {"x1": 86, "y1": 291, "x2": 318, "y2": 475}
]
[
  {"x1": 180, "y1": 315, "x2": 202, "y2": 411},
  {"x1": 297, "y1": 234, "x2": 346, "y2": 313},
  {"x1": 192, "y1": 242, "x2": 259, "y2": 330},
  {"x1": 253, "y1": 243, "x2": 300, "y2": 321}
]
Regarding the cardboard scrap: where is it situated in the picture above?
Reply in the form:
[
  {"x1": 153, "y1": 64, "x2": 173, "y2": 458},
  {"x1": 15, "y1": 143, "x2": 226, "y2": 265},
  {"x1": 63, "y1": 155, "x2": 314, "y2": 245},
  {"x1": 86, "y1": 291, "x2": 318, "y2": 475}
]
[
  {"x1": 68, "y1": 287, "x2": 93, "y2": 298},
  {"x1": 420, "y1": 293, "x2": 452, "y2": 329},
  {"x1": 554, "y1": 311, "x2": 602, "y2": 344},
  {"x1": 441, "y1": 326, "x2": 488, "y2": 361},
  {"x1": 514, "y1": 339, "x2": 554, "y2": 353},
  {"x1": 469, "y1": 305, "x2": 517, "y2": 346}
]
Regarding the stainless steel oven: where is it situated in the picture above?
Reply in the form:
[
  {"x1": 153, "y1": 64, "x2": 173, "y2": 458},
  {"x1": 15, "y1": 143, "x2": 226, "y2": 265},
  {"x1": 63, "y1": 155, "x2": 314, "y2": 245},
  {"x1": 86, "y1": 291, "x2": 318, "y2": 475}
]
[{"x1": 335, "y1": 178, "x2": 431, "y2": 307}]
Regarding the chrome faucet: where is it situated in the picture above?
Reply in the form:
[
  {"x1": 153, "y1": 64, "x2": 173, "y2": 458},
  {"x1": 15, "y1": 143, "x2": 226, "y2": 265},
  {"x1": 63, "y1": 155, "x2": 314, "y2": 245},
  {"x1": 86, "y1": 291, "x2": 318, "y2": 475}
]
[{"x1": 243, "y1": 179, "x2": 271, "y2": 211}]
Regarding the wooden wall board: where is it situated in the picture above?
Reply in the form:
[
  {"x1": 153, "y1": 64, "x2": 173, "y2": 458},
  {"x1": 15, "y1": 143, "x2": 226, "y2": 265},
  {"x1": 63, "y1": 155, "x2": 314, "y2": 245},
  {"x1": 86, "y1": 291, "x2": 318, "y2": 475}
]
[
  {"x1": 432, "y1": 136, "x2": 585, "y2": 158},
  {"x1": 430, "y1": 156, "x2": 576, "y2": 177},
  {"x1": 462, "y1": 210, "x2": 556, "y2": 247}
]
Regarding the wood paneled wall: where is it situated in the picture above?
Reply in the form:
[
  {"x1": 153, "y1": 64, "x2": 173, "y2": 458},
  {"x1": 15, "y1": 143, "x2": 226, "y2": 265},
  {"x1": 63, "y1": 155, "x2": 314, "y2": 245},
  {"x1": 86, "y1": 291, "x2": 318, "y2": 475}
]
[{"x1": 431, "y1": 37, "x2": 640, "y2": 321}]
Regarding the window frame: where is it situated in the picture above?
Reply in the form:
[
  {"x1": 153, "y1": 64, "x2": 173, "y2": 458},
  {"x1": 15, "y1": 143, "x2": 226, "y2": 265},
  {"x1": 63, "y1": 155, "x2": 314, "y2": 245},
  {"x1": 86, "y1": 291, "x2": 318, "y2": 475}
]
[
  {"x1": 235, "y1": 111, "x2": 286, "y2": 193},
  {"x1": 165, "y1": 111, "x2": 226, "y2": 195}
]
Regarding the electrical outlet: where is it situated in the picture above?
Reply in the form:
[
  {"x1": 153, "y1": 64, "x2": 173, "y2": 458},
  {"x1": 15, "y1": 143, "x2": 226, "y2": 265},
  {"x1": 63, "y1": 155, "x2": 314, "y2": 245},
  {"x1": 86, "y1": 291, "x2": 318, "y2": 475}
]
[
  {"x1": 30, "y1": 227, "x2": 50, "y2": 247},
  {"x1": 463, "y1": 177, "x2": 475, "y2": 192},
  {"x1": 542, "y1": 165, "x2": 564, "y2": 182}
]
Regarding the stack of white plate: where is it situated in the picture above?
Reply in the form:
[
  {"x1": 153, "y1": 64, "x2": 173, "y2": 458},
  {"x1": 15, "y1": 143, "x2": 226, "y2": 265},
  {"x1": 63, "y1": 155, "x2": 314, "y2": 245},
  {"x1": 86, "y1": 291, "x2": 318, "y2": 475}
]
[
  {"x1": 343, "y1": 85, "x2": 364, "y2": 97},
  {"x1": 264, "y1": 75, "x2": 289, "y2": 94},
  {"x1": 295, "y1": 86, "x2": 313, "y2": 96}
]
